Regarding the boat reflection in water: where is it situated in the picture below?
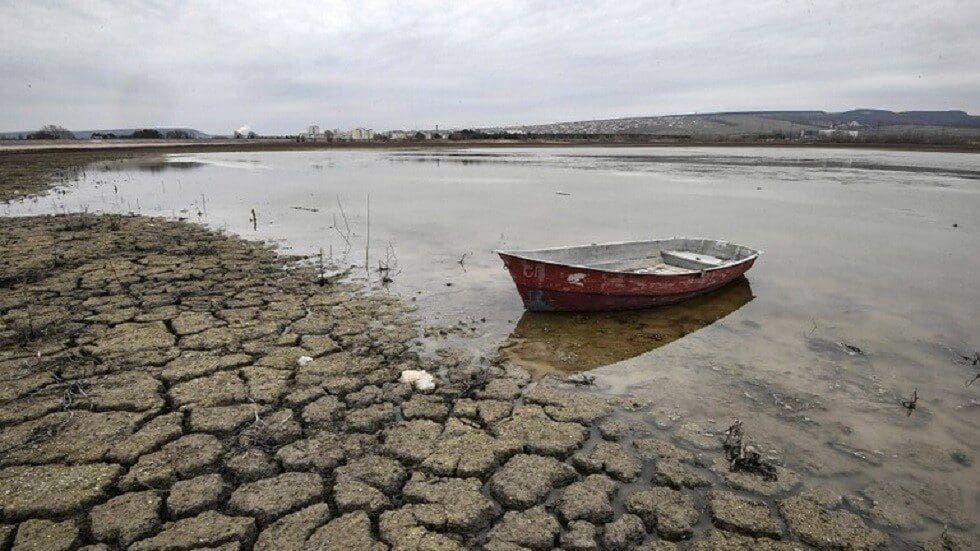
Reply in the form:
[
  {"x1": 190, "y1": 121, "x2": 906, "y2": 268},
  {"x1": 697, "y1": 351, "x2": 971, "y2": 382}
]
[{"x1": 500, "y1": 277, "x2": 754, "y2": 378}]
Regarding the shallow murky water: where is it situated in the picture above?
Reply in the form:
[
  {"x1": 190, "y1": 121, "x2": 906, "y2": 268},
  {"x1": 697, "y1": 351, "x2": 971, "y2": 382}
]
[{"x1": 5, "y1": 146, "x2": 980, "y2": 537}]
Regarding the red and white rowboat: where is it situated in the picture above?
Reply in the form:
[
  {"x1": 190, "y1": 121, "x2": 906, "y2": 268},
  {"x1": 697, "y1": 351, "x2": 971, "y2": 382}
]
[{"x1": 497, "y1": 238, "x2": 760, "y2": 312}]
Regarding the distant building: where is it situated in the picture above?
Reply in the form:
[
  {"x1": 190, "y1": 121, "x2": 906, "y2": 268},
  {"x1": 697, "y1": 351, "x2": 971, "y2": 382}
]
[
  {"x1": 296, "y1": 124, "x2": 334, "y2": 142},
  {"x1": 351, "y1": 128, "x2": 374, "y2": 141},
  {"x1": 386, "y1": 130, "x2": 409, "y2": 140},
  {"x1": 297, "y1": 125, "x2": 332, "y2": 142},
  {"x1": 818, "y1": 129, "x2": 859, "y2": 138}
]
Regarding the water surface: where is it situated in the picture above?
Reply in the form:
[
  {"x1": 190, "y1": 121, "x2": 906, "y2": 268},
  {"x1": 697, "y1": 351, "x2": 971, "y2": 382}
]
[{"x1": 6, "y1": 146, "x2": 979, "y2": 538}]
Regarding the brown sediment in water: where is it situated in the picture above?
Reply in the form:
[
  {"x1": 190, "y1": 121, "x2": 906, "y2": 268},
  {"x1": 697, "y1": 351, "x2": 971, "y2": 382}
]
[
  {"x1": 501, "y1": 278, "x2": 754, "y2": 379},
  {"x1": 0, "y1": 212, "x2": 934, "y2": 549},
  {"x1": 0, "y1": 149, "x2": 150, "y2": 202},
  {"x1": 3, "y1": 138, "x2": 979, "y2": 203}
]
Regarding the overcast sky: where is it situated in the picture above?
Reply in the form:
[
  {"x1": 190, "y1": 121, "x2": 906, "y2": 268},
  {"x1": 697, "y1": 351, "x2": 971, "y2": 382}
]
[{"x1": 1, "y1": 0, "x2": 978, "y2": 134}]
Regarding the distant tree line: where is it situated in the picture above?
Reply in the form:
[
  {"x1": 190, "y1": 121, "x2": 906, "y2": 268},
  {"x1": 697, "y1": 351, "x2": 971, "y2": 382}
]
[
  {"x1": 448, "y1": 129, "x2": 518, "y2": 140},
  {"x1": 12, "y1": 124, "x2": 975, "y2": 147},
  {"x1": 27, "y1": 125, "x2": 75, "y2": 139},
  {"x1": 22, "y1": 126, "x2": 198, "y2": 140},
  {"x1": 129, "y1": 129, "x2": 195, "y2": 139},
  {"x1": 131, "y1": 129, "x2": 163, "y2": 139}
]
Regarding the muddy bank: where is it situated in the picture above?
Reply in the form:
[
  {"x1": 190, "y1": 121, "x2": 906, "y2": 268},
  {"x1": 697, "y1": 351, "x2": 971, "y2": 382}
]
[
  {"x1": 4, "y1": 138, "x2": 979, "y2": 202},
  {"x1": 0, "y1": 150, "x2": 150, "y2": 203},
  {"x1": 0, "y1": 213, "x2": 967, "y2": 550}
]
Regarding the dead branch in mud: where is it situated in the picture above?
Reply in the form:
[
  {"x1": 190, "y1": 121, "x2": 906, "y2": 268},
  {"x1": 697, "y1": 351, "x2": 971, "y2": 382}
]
[
  {"x1": 723, "y1": 418, "x2": 778, "y2": 481},
  {"x1": 961, "y1": 351, "x2": 979, "y2": 387},
  {"x1": 336, "y1": 196, "x2": 352, "y2": 236},
  {"x1": 458, "y1": 252, "x2": 472, "y2": 271},
  {"x1": 13, "y1": 310, "x2": 40, "y2": 347},
  {"x1": 332, "y1": 197, "x2": 354, "y2": 263},
  {"x1": 838, "y1": 341, "x2": 864, "y2": 356},
  {"x1": 454, "y1": 367, "x2": 494, "y2": 399},
  {"x1": 61, "y1": 382, "x2": 88, "y2": 409},
  {"x1": 901, "y1": 389, "x2": 919, "y2": 416},
  {"x1": 938, "y1": 344, "x2": 979, "y2": 386},
  {"x1": 315, "y1": 247, "x2": 328, "y2": 285},
  {"x1": 564, "y1": 374, "x2": 596, "y2": 386},
  {"x1": 314, "y1": 246, "x2": 351, "y2": 285},
  {"x1": 377, "y1": 242, "x2": 399, "y2": 284},
  {"x1": 332, "y1": 213, "x2": 352, "y2": 251},
  {"x1": 51, "y1": 370, "x2": 89, "y2": 410},
  {"x1": 0, "y1": 371, "x2": 87, "y2": 455},
  {"x1": 365, "y1": 193, "x2": 370, "y2": 272}
]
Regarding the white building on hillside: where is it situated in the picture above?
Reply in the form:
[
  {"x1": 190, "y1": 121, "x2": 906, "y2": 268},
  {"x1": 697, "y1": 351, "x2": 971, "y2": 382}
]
[
  {"x1": 818, "y1": 128, "x2": 859, "y2": 138},
  {"x1": 351, "y1": 128, "x2": 374, "y2": 141},
  {"x1": 297, "y1": 124, "x2": 332, "y2": 142}
]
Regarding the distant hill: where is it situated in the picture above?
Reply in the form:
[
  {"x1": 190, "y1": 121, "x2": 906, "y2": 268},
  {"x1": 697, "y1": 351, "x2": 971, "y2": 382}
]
[
  {"x1": 489, "y1": 110, "x2": 980, "y2": 138},
  {"x1": 736, "y1": 109, "x2": 980, "y2": 128},
  {"x1": 0, "y1": 127, "x2": 210, "y2": 140}
]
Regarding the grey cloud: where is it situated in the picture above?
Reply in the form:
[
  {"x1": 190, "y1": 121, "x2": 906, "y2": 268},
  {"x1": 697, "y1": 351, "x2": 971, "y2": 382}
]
[{"x1": 1, "y1": 0, "x2": 977, "y2": 134}]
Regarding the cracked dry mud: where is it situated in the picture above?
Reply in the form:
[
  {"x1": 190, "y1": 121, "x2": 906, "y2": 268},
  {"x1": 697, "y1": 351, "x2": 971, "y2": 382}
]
[{"x1": 0, "y1": 213, "x2": 953, "y2": 550}]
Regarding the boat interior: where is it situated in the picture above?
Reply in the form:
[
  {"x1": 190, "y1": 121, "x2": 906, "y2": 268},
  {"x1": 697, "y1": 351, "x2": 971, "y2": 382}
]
[{"x1": 502, "y1": 238, "x2": 760, "y2": 275}]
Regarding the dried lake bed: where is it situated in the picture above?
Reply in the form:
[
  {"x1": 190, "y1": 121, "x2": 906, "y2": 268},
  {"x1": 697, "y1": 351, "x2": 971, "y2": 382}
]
[{"x1": 1, "y1": 146, "x2": 978, "y2": 549}]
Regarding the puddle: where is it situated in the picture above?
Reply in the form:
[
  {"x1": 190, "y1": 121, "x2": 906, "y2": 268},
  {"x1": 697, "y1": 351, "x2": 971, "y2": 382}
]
[{"x1": 129, "y1": 160, "x2": 207, "y2": 172}]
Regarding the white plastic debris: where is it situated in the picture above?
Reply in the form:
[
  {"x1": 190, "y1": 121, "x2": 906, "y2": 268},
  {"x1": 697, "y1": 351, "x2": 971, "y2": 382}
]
[
  {"x1": 296, "y1": 356, "x2": 314, "y2": 367},
  {"x1": 399, "y1": 369, "x2": 436, "y2": 391}
]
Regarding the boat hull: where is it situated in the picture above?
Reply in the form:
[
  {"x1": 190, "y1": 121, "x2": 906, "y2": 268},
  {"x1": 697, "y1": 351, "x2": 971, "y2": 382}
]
[{"x1": 499, "y1": 252, "x2": 756, "y2": 312}]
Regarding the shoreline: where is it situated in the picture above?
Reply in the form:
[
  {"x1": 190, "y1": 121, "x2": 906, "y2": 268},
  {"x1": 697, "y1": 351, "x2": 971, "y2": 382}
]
[
  {"x1": 0, "y1": 212, "x2": 916, "y2": 550},
  {"x1": 0, "y1": 149, "x2": 972, "y2": 549},
  {"x1": 3, "y1": 139, "x2": 977, "y2": 205},
  {"x1": 3, "y1": 137, "x2": 979, "y2": 155}
]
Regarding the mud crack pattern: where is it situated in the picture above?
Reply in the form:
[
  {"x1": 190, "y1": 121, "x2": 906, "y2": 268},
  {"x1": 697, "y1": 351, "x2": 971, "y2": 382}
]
[{"x1": 0, "y1": 214, "x2": 944, "y2": 550}]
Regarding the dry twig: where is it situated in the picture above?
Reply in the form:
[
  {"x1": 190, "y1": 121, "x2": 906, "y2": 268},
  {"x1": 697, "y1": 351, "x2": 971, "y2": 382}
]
[{"x1": 901, "y1": 389, "x2": 919, "y2": 416}]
